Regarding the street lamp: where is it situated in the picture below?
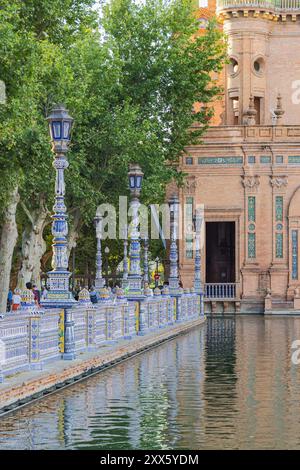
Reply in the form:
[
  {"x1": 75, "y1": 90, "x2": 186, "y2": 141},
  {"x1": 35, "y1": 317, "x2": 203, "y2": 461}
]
[
  {"x1": 127, "y1": 163, "x2": 144, "y2": 298},
  {"x1": 168, "y1": 194, "x2": 180, "y2": 294},
  {"x1": 155, "y1": 256, "x2": 160, "y2": 288},
  {"x1": 41, "y1": 105, "x2": 76, "y2": 308},
  {"x1": 104, "y1": 246, "x2": 110, "y2": 286},
  {"x1": 122, "y1": 226, "x2": 129, "y2": 289},
  {"x1": 193, "y1": 207, "x2": 204, "y2": 315},
  {"x1": 94, "y1": 214, "x2": 105, "y2": 291},
  {"x1": 143, "y1": 236, "x2": 149, "y2": 285}
]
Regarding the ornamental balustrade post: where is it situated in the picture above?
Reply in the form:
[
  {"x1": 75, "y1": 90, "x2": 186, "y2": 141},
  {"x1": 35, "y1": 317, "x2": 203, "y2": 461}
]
[
  {"x1": 190, "y1": 288, "x2": 197, "y2": 319},
  {"x1": 116, "y1": 288, "x2": 130, "y2": 339},
  {"x1": 106, "y1": 306, "x2": 115, "y2": 343},
  {"x1": 175, "y1": 287, "x2": 184, "y2": 322},
  {"x1": 162, "y1": 286, "x2": 172, "y2": 325},
  {"x1": 86, "y1": 307, "x2": 96, "y2": 351},
  {"x1": 29, "y1": 315, "x2": 42, "y2": 370},
  {"x1": 0, "y1": 339, "x2": 4, "y2": 383},
  {"x1": 138, "y1": 300, "x2": 148, "y2": 336},
  {"x1": 127, "y1": 164, "x2": 144, "y2": 299},
  {"x1": 94, "y1": 214, "x2": 105, "y2": 293},
  {"x1": 153, "y1": 287, "x2": 161, "y2": 329},
  {"x1": 41, "y1": 105, "x2": 76, "y2": 309},
  {"x1": 63, "y1": 309, "x2": 76, "y2": 360}
]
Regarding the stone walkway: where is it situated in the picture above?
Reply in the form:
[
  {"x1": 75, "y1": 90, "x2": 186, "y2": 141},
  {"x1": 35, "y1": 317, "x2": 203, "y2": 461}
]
[{"x1": 0, "y1": 317, "x2": 205, "y2": 414}]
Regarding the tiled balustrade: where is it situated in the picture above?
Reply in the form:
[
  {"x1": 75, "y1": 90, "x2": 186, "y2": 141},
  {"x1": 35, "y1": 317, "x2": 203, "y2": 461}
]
[{"x1": 0, "y1": 289, "x2": 203, "y2": 382}]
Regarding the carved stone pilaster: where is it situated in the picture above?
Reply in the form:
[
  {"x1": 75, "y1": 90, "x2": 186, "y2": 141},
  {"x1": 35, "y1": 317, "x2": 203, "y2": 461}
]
[
  {"x1": 270, "y1": 175, "x2": 288, "y2": 193},
  {"x1": 242, "y1": 175, "x2": 260, "y2": 193},
  {"x1": 183, "y1": 176, "x2": 197, "y2": 195}
]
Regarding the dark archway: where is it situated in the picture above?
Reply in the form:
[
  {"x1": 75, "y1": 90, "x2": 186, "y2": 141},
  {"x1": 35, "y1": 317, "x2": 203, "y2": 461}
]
[{"x1": 206, "y1": 222, "x2": 235, "y2": 283}]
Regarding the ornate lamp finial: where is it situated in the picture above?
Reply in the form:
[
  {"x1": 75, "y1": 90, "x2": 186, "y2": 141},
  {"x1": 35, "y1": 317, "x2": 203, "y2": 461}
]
[
  {"x1": 245, "y1": 94, "x2": 257, "y2": 126},
  {"x1": 274, "y1": 93, "x2": 285, "y2": 125}
]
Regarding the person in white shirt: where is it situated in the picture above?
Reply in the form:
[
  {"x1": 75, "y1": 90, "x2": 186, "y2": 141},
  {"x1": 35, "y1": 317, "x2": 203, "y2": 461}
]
[{"x1": 12, "y1": 289, "x2": 21, "y2": 311}]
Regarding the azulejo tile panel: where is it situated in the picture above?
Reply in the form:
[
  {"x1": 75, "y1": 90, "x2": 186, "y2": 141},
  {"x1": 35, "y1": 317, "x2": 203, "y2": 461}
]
[
  {"x1": 248, "y1": 196, "x2": 256, "y2": 222},
  {"x1": 197, "y1": 156, "x2": 243, "y2": 165},
  {"x1": 292, "y1": 230, "x2": 298, "y2": 280},
  {"x1": 275, "y1": 233, "x2": 283, "y2": 259},
  {"x1": 275, "y1": 196, "x2": 283, "y2": 222},
  {"x1": 248, "y1": 233, "x2": 256, "y2": 259},
  {"x1": 288, "y1": 156, "x2": 300, "y2": 164}
]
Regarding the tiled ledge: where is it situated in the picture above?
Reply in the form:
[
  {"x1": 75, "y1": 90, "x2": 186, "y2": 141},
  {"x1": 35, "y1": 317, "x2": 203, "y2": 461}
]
[{"x1": 0, "y1": 317, "x2": 206, "y2": 415}]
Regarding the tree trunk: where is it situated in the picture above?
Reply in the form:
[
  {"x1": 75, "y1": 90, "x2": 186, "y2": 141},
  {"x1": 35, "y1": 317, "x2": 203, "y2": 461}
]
[
  {"x1": 17, "y1": 198, "x2": 50, "y2": 289},
  {"x1": 0, "y1": 187, "x2": 20, "y2": 312},
  {"x1": 67, "y1": 208, "x2": 82, "y2": 261}
]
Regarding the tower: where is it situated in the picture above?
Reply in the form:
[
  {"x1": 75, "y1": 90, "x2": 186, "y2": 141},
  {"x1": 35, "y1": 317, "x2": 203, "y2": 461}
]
[{"x1": 218, "y1": 1, "x2": 300, "y2": 126}]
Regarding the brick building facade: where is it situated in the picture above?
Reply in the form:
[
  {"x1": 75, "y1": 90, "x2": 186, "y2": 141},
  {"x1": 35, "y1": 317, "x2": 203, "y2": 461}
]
[{"x1": 178, "y1": 0, "x2": 300, "y2": 313}]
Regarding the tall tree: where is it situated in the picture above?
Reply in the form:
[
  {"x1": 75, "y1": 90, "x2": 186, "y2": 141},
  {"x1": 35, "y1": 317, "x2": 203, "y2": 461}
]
[
  {"x1": 0, "y1": 0, "x2": 226, "y2": 307},
  {"x1": 0, "y1": 0, "x2": 97, "y2": 307}
]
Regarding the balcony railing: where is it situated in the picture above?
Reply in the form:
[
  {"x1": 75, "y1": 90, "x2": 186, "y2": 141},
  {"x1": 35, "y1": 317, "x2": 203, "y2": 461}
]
[
  {"x1": 205, "y1": 283, "x2": 237, "y2": 299},
  {"x1": 217, "y1": 0, "x2": 300, "y2": 11}
]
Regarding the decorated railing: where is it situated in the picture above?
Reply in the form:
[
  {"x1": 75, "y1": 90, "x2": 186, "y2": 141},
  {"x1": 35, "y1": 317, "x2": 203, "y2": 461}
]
[
  {"x1": 0, "y1": 315, "x2": 29, "y2": 375},
  {"x1": 217, "y1": 0, "x2": 300, "y2": 11},
  {"x1": 0, "y1": 308, "x2": 62, "y2": 376},
  {"x1": 205, "y1": 283, "x2": 237, "y2": 299},
  {"x1": 0, "y1": 287, "x2": 203, "y2": 383}
]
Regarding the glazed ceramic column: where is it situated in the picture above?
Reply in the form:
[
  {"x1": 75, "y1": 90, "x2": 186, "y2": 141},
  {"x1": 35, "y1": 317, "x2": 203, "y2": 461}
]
[
  {"x1": 143, "y1": 236, "x2": 149, "y2": 285},
  {"x1": 168, "y1": 194, "x2": 180, "y2": 294},
  {"x1": 94, "y1": 214, "x2": 105, "y2": 291},
  {"x1": 127, "y1": 164, "x2": 144, "y2": 298},
  {"x1": 122, "y1": 226, "x2": 129, "y2": 289}
]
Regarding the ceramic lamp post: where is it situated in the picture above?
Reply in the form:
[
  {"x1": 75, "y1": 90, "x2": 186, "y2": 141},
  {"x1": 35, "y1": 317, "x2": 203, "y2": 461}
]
[
  {"x1": 127, "y1": 164, "x2": 144, "y2": 298},
  {"x1": 143, "y1": 236, "x2": 149, "y2": 285},
  {"x1": 168, "y1": 194, "x2": 180, "y2": 294},
  {"x1": 122, "y1": 226, "x2": 129, "y2": 289},
  {"x1": 41, "y1": 105, "x2": 76, "y2": 308},
  {"x1": 94, "y1": 214, "x2": 105, "y2": 291}
]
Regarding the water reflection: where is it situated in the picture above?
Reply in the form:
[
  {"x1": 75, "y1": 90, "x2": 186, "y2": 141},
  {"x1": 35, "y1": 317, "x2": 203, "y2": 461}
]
[{"x1": 0, "y1": 316, "x2": 300, "y2": 449}]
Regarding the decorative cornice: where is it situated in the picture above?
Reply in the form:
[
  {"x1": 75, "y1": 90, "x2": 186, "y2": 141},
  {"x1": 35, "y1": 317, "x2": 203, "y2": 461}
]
[{"x1": 217, "y1": 6, "x2": 300, "y2": 23}]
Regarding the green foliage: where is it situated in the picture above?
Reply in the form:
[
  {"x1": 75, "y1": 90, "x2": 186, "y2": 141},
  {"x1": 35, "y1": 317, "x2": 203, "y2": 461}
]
[{"x1": 0, "y1": 0, "x2": 226, "y2": 276}]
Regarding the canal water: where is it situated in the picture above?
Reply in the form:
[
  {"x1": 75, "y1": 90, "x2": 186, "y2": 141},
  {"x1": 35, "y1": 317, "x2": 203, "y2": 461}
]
[{"x1": 1, "y1": 316, "x2": 300, "y2": 450}]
